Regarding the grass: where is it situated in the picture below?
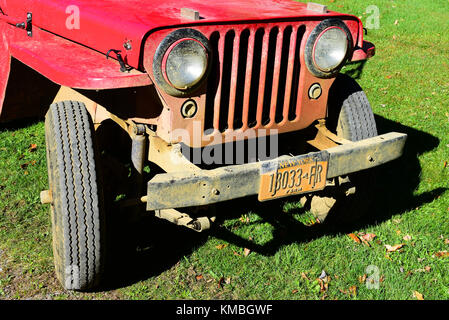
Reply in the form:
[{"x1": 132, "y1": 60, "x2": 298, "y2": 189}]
[{"x1": 0, "y1": 0, "x2": 448, "y2": 300}]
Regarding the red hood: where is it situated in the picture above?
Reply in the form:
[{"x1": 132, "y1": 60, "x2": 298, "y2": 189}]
[{"x1": 5, "y1": 0, "x2": 358, "y2": 68}]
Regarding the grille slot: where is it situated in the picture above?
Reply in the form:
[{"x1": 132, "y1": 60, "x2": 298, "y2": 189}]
[{"x1": 205, "y1": 24, "x2": 305, "y2": 134}]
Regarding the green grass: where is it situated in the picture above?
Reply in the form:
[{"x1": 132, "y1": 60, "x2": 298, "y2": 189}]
[{"x1": 0, "y1": 0, "x2": 448, "y2": 300}]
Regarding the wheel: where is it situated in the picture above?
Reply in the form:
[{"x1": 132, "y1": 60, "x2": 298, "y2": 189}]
[
  {"x1": 308, "y1": 74, "x2": 378, "y2": 222},
  {"x1": 45, "y1": 101, "x2": 105, "y2": 291}
]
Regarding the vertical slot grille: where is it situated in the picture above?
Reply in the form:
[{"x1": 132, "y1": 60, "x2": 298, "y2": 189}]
[{"x1": 205, "y1": 24, "x2": 305, "y2": 134}]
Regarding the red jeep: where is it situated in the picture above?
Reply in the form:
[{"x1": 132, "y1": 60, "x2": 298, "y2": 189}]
[{"x1": 0, "y1": 0, "x2": 407, "y2": 291}]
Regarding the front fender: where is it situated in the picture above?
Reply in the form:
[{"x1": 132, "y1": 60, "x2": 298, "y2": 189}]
[{"x1": 0, "y1": 21, "x2": 11, "y2": 117}]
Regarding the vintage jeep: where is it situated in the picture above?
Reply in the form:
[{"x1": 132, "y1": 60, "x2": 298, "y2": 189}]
[{"x1": 0, "y1": 0, "x2": 407, "y2": 291}]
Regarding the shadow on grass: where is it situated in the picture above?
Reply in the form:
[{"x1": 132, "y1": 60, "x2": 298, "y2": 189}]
[{"x1": 101, "y1": 115, "x2": 444, "y2": 291}]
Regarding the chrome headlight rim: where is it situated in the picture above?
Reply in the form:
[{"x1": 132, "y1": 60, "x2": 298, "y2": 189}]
[
  {"x1": 153, "y1": 28, "x2": 211, "y2": 97},
  {"x1": 305, "y1": 18, "x2": 353, "y2": 79}
]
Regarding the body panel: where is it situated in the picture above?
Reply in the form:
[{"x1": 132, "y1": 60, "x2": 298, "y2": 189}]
[{"x1": 2, "y1": 0, "x2": 366, "y2": 69}]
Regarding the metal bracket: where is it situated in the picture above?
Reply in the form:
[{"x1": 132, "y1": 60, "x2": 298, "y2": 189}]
[
  {"x1": 26, "y1": 12, "x2": 32, "y2": 36},
  {"x1": 106, "y1": 49, "x2": 129, "y2": 73},
  {"x1": 307, "y1": 119, "x2": 351, "y2": 150},
  {"x1": 14, "y1": 12, "x2": 32, "y2": 36}
]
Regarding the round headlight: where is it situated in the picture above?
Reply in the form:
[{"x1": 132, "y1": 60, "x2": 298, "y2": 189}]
[
  {"x1": 165, "y1": 40, "x2": 208, "y2": 90},
  {"x1": 313, "y1": 27, "x2": 348, "y2": 72},
  {"x1": 304, "y1": 19, "x2": 353, "y2": 78},
  {"x1": 153, "y1": 28, "x2": 211, "y2": 97}
]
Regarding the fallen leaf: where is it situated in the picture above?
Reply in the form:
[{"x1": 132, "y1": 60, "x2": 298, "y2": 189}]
[
  {"x1": 29, "y1": 144, "x2": 37, "y2": 152},
  {"x1": 435, "y1": 251, "x2": 449, "y2": 258},
  {"x1": 360, "y1": 233, "x2": 376, "y2": 242},
  {"x1": 445, "y1": 239, "x2": 449, "y2": 245},
  {"x1": 225, "y1": 277, "x2": 231, "y2": 284},
  {"x1": 301, "y1": 272, "x2": 309, "y2": 281},
  {"x1": 358, "y1": 274, "x2": 367, "y2": 283},
  {"x1": 317, "y1": 278, "x2": 328, "y2": 293},
  {"x1": 396, "y1": 230, "x2": 401, "y2": 235},
  {"x1": 413, "y1": 291, "x2": 424, "y2": 300},
  {"x1": 319, "y1": 270, "x2": 327, "y2": 280},
  {"x1": 385, "y1": 244, "x2": 405, "y2": 252},
  {"x1": 348, "y1": 233, "x2": 361, "y2": 243},
  {"x1": 349, "y1": 285, "x2": 357, "y2": 297},
  {"x1": 215, "y1": 244, "x2": 227, "y2": 250},
  {"x1": 292, "y1": 289, "x2": 298, "y2": 294},
  {"x1": 425, "y1": 266, "x2": 431, "y2": 272},
  {"x1": 233, "y1": 251, "x2": 241, "y2": 257},
  {"x1": 403, "y1": 235, "x2": 412, "y2": 241},
  {"x1": 195, "y1": 274, "x2": 203, "y2": 281},
  {"x1": 243, "y1": 248, "x2": 251, "y2": 257}
]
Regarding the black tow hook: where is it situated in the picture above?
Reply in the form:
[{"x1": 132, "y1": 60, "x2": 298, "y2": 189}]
[{"x1": 106, "y1": 49, "x2": 129, "y2": 73}]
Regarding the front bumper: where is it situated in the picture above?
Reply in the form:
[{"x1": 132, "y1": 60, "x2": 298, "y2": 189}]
[{"x1": 146, "y1": 132, "x2": 407, "y2": 211}]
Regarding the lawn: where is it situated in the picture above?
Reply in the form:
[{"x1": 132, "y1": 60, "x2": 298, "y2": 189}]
[{"x1": 0, "y1": 0, "x2": 448, "y2": 300}]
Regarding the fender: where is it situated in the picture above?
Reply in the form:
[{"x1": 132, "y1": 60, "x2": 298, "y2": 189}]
[{"x1": 0, "y1": 20, "x2": 11, "y2": 117}]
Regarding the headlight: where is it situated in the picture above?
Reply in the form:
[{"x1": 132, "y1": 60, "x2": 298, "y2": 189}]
[
  {"x1": 153, "y1": 29, "x2": 211, "y2": 97},
  {"x1": 313, "y1": 27, "x2": 348, "y2": 72},
  {"x1": 164, "y1": 40, "x2": 208, "y2": 90},
  {"x1": 305, "y1": 19, "x2": 353, "y2": 78}
]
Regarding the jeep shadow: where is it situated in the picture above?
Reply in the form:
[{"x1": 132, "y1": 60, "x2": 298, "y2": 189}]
[{"x1": 101, "y1": 114, "x2": 443, "y2": 290}]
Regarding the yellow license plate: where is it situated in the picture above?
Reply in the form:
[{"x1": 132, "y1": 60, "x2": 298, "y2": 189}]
[{"x1": 258, "y1": 152, "x2": 329, "y2": 201}]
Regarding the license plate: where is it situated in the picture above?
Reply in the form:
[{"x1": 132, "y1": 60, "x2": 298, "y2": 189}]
[{"x1": 258, "y1": 152, "x2": 329, "y2": 201}]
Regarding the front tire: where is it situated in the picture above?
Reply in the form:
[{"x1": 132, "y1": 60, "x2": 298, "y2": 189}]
[
  {"x1": 45, "y1": 101, "x2": 105, "y2": 291},
  {"x1": 309, "y1": 74, "x2": 377, "y2": 222}
]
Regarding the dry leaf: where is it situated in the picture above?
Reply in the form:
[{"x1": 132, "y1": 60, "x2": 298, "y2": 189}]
[
  {"x1": 292, "y1": 289, "x2": 298, "y2": 294},
  {"x1": 29, "y1": 144, "x2": 37, "y2": 152},
  {"x1": 413, "y1": 291, "x2": 424, "y2": 300},
  {"x1": 445, "y1": 239, "x2": 449, "y2": 244},
  {"x1": 360, "y1": 233, "x2": 376, "y2": 242},
  {"x1": 233, "y1": 251, "x2": 241, "y2": 257},
  {"x1": 425, "y1": 266, "x2": 431, "y2": 272},
  {"x1": 349, "y1": 285, "x2": 357, "y2": 297},
  {"x1": 403, "y1": 235, "x2": 412, "y2": 241},
  {"x1": 348, "y1": 233, "x2": 361, "y2": 243},
  {"x1": 195, "y1": 274, "x2": 203, "y2": 281},
  {"x1": 435, "y1": 251, "x2": 449, "y2": 258},
  {"x1": 243, "y1": 248, "x2": 251, "y2": 257},
  {"x1": 385, "y1": 244, "x2": 405, "y2": 252},
  {"x1": 215, "y1": 244, "x2": 227, "y2": 250},
  {"x1": 301, "y1": 272, "x2": 309, "y2": 281},
  {"x1": 358, "y1": 274, "x2": 367, "y2": 283},
  {"x1": 317, "y1": 278, "x2": 328, "y2": 293}
]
